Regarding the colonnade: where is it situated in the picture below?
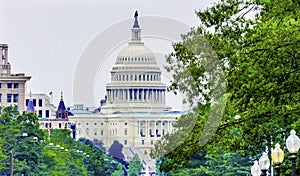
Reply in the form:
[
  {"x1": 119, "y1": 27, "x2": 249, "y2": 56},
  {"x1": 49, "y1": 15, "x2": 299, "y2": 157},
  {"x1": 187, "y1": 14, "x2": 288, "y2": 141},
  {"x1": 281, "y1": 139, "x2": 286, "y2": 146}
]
[
  {"x1": 137, "y1": 120, "x2": 175, "y2": 137},
  {"x1": 107, "y1": 88, "x2": 166, "y2": 103}
]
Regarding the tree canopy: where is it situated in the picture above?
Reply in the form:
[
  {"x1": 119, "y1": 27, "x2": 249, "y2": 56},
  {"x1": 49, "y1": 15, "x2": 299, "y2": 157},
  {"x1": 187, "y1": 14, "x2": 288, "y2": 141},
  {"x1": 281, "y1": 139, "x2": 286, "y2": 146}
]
[
  {"x1": 0, "y1": 106, "x2": 124, "y2": 176},
  {"x1": 152, "y1": 0, "x2": 300, "y2": 174}
]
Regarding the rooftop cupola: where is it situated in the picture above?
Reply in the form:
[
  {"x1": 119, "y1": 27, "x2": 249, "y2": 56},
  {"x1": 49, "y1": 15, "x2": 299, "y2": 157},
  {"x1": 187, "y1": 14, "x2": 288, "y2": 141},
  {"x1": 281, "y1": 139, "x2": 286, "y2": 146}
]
[{"x1": 131, "y1": 11, "x2": 142, "y2": 43}]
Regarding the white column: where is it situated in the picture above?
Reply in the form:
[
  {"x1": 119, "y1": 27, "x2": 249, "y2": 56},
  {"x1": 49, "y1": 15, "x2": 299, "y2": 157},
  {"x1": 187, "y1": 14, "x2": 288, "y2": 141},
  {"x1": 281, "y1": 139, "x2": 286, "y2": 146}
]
[
  {"x1": 138, "y1": 121, "x2": 140, "y2": 135},
  {"x1": 127, "y1": 89, "x2": 130, "y2": 102},
  {"x1": 146, "y1": 121, "x2": 148, "y2": 137},
  {"x1": 120, "y1": 89, "x2": 122, "y2": 102},
  {"x1": 154, "y1": 120, "x2": 157, "y2": 137},
  {"x1": 123, "y1": 89, "x2": 126, "y2": 102},
  {"x1": 160, "y1": 90, "x2": 162, "y2": 103}
]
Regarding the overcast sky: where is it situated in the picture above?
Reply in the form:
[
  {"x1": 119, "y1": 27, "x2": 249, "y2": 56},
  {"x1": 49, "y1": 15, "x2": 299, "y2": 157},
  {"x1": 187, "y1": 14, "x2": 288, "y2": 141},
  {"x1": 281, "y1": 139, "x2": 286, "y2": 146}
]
[{"x1": 0, "y1": 0, "x2": 217, "y2": 109}]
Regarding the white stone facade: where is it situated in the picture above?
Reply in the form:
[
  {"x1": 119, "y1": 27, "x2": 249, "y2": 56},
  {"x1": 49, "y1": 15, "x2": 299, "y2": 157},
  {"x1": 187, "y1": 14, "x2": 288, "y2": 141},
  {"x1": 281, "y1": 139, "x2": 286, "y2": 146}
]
[{"x1": 0, "y1": 44, "x2": 31, "y2": 113}]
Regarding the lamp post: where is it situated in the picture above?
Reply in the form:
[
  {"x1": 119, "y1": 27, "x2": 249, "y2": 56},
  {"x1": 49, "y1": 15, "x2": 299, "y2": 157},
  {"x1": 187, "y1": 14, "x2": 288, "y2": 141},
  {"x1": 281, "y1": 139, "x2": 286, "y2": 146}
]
[
  {"x1": 271, "y1": 143, "x2": 284, "y2": 176},
  {"x1": 251, "y1": 160, "x2": 261, "y2": 176},
  {"x1": 259, "y1": 152, "x2": 270, "y2": 176},
  {"x1": 286, "y1": 130, "x2": 300, "y2": 176},
  {"x1": 9, "y1": 133, "x2": 33, "y2": 176}
]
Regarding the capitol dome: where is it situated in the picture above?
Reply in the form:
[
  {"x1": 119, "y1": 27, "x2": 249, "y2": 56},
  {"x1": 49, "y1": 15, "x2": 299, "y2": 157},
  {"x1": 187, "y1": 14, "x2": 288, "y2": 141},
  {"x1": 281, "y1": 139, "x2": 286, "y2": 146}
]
[
  {"x1": 116, "y1": 44, "x2": 156, "y2": 64},
  {"x1": 101, "y1": 11, "x2": 169, "y2": 113}
]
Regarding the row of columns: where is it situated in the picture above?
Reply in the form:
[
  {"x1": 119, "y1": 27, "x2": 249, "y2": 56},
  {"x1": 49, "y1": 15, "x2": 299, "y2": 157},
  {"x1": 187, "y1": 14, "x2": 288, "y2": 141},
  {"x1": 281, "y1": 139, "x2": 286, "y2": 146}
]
[
  {"x1": 107, "y1": 88, "x2": 166, "y2": 103},
  {"x1": 112, "y1": 73, "x2": 161, "y2": 82},
  {"x1": 137, "y1": 120, "x2": 174, "y2": 137}
]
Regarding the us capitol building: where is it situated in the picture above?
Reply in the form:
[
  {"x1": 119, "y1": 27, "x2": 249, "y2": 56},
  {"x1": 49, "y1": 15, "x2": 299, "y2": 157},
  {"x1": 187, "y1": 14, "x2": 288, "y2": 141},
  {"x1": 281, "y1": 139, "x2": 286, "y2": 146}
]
[{"x1": 69, "y1": 12, "x2": 183, "y2": 173}]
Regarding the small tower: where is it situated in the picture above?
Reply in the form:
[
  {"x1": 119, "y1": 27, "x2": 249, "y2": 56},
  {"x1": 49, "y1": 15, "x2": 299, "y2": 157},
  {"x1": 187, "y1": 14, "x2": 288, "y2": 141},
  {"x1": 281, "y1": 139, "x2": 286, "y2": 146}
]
[
  {"x1": 26, "y1": 91, "x2": 36, "y2": 113},
  {"x1": 56, "y1": 91, "x2": 68, "y2": 119},
  {"x1": 0, "y1": 44, "x2": 31, "y2": 113}
]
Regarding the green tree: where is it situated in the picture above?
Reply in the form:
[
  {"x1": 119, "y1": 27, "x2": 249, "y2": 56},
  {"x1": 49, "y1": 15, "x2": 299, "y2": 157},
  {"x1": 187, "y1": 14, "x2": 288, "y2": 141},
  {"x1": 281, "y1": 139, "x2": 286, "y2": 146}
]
[
  {"x1": 0, "y1": 106, "x2": 123, "y2": 176},
  {"x1": 128, "y1": 154, "x2": 143, "y2": 176},
  {"x1": 154, "y1": 0, "x2": 300, "y2": 174}
]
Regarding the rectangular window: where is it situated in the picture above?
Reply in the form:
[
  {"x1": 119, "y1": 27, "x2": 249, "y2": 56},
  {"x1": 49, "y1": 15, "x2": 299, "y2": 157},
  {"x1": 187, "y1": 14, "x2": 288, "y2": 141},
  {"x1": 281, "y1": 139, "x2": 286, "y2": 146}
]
[
  {"x1": 13, "y1": 94, "x2": 18, "y2": 103},
  {"x1": 142, "y1": 140, "x2": 144, "y2": 145},
  {"x1": 101, "y1": 130, "x2": 104, "y2": 135},
  {"x1": 7, "y1": 94, "x2": 12, "y2": 103},
  {"x1": 25, "y1": 99, "x2": 29, "y2": 106},
  {"x1": 38, "y1": 110, "x2": 42, "y2": 117},
  {"x1": 38, "y1": 99, "x2": 42, "y2": 107},
  {"x1": 33, "y1": 99, "x2": 36, "y2": 106},
  {"x1": 0, "y1": 83, "x2": 2, "y2": 88},
  {"x1": 46, "y1": 110, "x2": 49, "y2": 117},
  {"x1": 94, "y1": 129, "x2": 97, "y2": 135},
  {"x1": 13, "y1": 83, "x2": 19, "y2": 89},
  {"x1": 7, "y1": 83, "x2": 12, "y2": 89},
  {"x1": 124, "y1": 140, "x2": 127, "y2": 145},
  {"x1": 124, "y1": 129, "x2": 128, "y2": 135},
  {"x1": 0, "y1": 94, "x2": 2, "y2": 102}
]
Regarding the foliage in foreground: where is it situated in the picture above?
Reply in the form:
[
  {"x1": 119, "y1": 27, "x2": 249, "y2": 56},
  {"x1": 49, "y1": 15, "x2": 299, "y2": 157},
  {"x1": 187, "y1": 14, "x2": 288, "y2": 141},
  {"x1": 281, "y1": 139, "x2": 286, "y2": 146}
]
[
  {"x1": 0, "y1": 106, "x2": 123, "y2": 176},
  {"x1": 152, "y1": 0, "x2": 300, "y2": 174}
]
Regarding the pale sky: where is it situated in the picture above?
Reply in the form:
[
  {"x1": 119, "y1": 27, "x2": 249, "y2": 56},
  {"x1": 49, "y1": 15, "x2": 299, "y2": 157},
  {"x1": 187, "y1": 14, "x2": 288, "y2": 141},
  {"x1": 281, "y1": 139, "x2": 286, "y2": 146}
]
[{"x1": 0, "y1": 0, "x2": 217, "y2": 109}]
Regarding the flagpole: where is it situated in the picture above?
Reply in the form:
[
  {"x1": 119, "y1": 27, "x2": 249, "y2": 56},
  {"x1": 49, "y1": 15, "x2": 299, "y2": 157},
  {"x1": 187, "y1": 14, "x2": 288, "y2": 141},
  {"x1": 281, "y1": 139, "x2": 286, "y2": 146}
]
[{"x1": 48, "y1": 91, "x2": 52, "y2": 140}]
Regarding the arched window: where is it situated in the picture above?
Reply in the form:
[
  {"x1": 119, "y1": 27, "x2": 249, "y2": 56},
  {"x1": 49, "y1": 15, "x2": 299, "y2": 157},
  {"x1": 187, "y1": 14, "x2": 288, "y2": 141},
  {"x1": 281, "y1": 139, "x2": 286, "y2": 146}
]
[{"x1": 59, "y1": 123, "x2": 62, "y2": 128}]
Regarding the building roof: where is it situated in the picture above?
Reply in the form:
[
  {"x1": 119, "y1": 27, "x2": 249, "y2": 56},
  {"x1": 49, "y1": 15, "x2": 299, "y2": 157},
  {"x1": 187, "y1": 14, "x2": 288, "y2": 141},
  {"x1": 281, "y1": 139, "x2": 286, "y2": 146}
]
[
  {"x1": 57, "y1": 92, "x2": 66, "y2": 111},
  {"x1": 70, "y1": 109, "x2": 93, "y2": 114},
  {"x1": 26, "y1": 100, "x2": 35, "y2": 112},
  {"x1": 57, "y1": 100, "x2": 66, "y2": 111}
]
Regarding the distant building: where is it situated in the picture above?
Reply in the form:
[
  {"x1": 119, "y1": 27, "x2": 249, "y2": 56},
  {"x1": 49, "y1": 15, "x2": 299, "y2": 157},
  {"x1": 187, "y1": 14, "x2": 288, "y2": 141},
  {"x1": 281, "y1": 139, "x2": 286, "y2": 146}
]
[
  {"x1": 25, "y1": 93, "x2": 56, "y2": 117},
  {"x1": 0, "y1": 44, "x2": 31, "y2": 113},
  {"x1": 38, "y1": 92, "x2": 72, "y2": 130}
]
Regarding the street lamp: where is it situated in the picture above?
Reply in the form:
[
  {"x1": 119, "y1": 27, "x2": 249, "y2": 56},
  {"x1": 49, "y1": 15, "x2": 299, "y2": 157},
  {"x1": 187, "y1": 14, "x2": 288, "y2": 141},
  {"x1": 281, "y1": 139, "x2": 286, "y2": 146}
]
[
  {"x1": 9, "y1": 133, "x2": 37, "y2": 176},
  {"x1": 259, "y1": 152, "x2": 270, "y2": 176},
  {"x1": 286, "y1": 130, "x2": 300, "y2": 176},
  {"x1": 251, "y1": 160, "x2": 261, "y2": 176},
  {"x1": 271, "y1": 143, "x2": 284, "y2": 176}
]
